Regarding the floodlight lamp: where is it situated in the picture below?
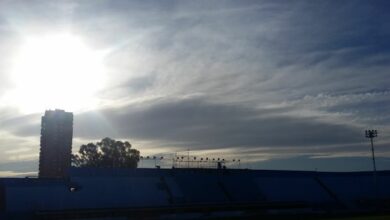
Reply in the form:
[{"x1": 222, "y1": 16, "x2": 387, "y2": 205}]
[{"x1": 366, "y1": 129, "x2": 378, "y2": 138}]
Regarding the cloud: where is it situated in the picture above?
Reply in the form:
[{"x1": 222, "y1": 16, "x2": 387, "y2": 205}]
[
  {"x1": 0, "y1": 113, "x2": 40, "y2": 136},
  {"x1": 73, "y1": 97, "x2": 364, "y2": 149},
  {"x1": 0, "y1": 0, "x2": 390, "y2": 171},
  {"x1": 0, "y1": 159, "x2": 37, "y2": 177}
]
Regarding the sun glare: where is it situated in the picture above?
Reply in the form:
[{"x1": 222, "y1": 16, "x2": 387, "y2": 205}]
[{"x1": 3, "y1": 33, "x2": 106, "y2": 113}]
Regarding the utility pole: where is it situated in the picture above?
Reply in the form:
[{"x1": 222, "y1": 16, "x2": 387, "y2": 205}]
[{"x1": 365, "y1": 129, "x2": 378, "y2": 207}]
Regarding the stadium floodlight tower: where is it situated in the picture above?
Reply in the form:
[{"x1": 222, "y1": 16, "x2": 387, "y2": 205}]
[
  {"x1": 365, "y1": 129, "x2": 378, "y2": 205},
  {"x1": 365, "y1": 130, "x2": 378, "y2": 173}
]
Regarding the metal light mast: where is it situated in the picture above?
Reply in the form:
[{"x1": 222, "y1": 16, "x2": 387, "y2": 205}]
[
  {"x1": 365, "y1": 129, "x2": 378, "y2": 207},
  {"x1": 365, "y1": 130, "x2": 378, "y2": 173}
]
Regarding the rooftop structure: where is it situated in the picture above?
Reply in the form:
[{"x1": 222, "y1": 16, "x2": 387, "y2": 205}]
[{"x1": 38, "y1": 109, "x2": 73, "y2": 178}]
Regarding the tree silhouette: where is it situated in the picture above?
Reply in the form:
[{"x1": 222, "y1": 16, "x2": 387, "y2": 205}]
[{"x1": 72, "y1": 137, "x2": 140, "y2": 168}]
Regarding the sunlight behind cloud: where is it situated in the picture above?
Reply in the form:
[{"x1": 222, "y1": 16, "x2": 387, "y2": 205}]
[{"x1": 3, "y1": 33, "x2": 106, "y2": 113}]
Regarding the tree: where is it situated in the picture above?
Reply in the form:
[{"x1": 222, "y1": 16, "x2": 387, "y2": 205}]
[{"x1": 72, "y1": 137, "x2": 140, "y2": 168}]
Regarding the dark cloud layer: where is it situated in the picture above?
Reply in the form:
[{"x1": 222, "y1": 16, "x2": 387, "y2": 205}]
[
  {"x1": 1, "y1": 113, "x2": 40, "y2": 137},
  {"x1": 74, "y1": 97, "x2": 364, "y2": 150}
]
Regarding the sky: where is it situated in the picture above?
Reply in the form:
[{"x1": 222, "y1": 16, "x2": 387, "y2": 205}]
[{"x1": 1, "y1": 0, "x2": 390, "y2": 176}]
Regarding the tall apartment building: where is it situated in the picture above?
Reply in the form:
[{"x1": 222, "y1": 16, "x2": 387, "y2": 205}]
[{"x1": 39, "y1": 109, "x2": 73, "y2": 178}]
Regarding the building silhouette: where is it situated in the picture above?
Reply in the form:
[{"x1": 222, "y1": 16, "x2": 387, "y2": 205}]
[{"x1": 38, "y1": 109, "x2": 73, "y2": 178}]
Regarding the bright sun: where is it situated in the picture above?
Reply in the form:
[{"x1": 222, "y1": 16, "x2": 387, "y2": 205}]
[{"x1": 4, "y1": 33, "x2": 106, "y2": 113}]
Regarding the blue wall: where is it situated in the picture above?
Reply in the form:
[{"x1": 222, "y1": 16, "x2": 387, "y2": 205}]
[{"x1": 1, "y1": 168, "x2": 389, "y2": 218}]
